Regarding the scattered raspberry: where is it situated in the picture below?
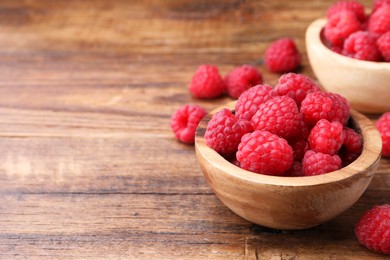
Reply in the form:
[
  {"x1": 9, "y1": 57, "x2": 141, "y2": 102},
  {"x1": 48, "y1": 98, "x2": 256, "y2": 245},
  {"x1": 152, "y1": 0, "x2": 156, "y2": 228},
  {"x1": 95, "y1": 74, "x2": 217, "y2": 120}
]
[
  {"x1": 289, "y1": 138, "x2": 310, "y2": 161},
  {"x1": 235, "y1": 84, "x2": 275, "y2": 121},
  {"x1": 342, "y1": 31, "x2": 381, "y2": 61},
  {"x1": 368, "y1": 5, "x2": 390, "y2": 34},
  {"x1": 274, "y1": 73, "x2": 321, "y2": 106},
  {"x1": 376, "y1": 112, "x2": 390, "y2": 156},
  {"x1": 327, "y1": 1, "x2": 366, "y2": 21},
  {"x1": 285, "y1": 161, "x2": 304, "y2": 177},
  {"x1": 373, "y1": 0, "x2": 390, "y2": 12},
  {"x1": 205, "y1": 109, "x2": 253, "y2": 155},
  {"x1": 308, "y1": 119, "x2": 345, "y2": 155},
  {"x1": 189, "y1": 64, "x2": 225, "y2": 99},
  {"x1": 324, "y1": 10, "x2": 362, "y2": 46},
  {"x1": 224, "y1": 65, "x2": 263, "y2": 99},
  {"x1": 300, "y1": 92, "x2": 350, "y2": 126},
  {"x1": 302, "y1": 150, "x2": 342, "y2": 176},
  {"x1": 237, "y1": 130, "x2": 293, "y2": 176},
  {"x1": 264, "y1": 38, "x2": 301, "y2": 73},
  {"x1": 377, "y1": 32, "x2": 390, "y2": 62},
  {"x1": 251, "y1": 96, "x2": 301, "y2": 139},
  {"x1": 355, "y1": 204, "x2": 390, "y2": 255},
  {"x1": 171, "y1": 104, "x2": 206, "y2": 144}
]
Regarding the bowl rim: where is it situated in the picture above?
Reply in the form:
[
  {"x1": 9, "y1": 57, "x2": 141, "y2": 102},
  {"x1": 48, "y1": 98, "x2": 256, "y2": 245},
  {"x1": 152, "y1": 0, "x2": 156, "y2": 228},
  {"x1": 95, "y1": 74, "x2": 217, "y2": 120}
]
[
  {"x1": 306, "y1": 18, "x2": 390, "y2": 69},
  {"x1": 195, "y1": 101, "x2": 382, "y2": 187}
]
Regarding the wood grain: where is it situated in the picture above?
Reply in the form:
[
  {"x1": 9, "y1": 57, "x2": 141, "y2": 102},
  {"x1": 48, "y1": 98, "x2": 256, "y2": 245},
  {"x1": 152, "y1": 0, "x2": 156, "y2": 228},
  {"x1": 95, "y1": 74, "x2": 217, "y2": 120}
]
[{"x1": 0, "y1": 0, "x2": 387, "y2": 259}]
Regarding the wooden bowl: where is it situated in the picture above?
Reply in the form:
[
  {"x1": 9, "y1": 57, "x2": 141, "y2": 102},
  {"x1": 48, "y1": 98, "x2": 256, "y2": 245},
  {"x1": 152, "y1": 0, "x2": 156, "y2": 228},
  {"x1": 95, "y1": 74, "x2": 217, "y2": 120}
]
[
  {"x1": 195, "y1": 101, "x2": 382, "y2": 230},
  {"x1": 306, "y1": 18, "x2": 390, "y2": 114}
]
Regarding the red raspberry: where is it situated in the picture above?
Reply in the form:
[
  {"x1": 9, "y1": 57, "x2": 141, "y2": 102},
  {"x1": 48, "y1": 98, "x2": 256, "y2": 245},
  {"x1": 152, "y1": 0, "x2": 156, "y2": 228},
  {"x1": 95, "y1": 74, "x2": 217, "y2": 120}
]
[
  {"x1": 300, "y1": 92, "x2": 350, "y2": 126},
  {"x1": 339, "y1": 127, "x2": 363, "y2": 165},
  {"x1": 237, "y1": 130, "x2": 293, "y2": 176},
  {"x1": 285, "y1": 161, "x2": 304, "y2": 177},
  {"x1": 377, "y1": 32, "x2": 390, "y2": 62},
  {"x1": 171, "y1": 104, "x2": 206, "y2": 144},
  {"x1": 251, "y1": 96, "x2": 301, "y2": 139},
  {"x1": 235, "y1": 84, "x2": 275, "y2": 121},
  {"x1": 376, "y1": 112, "x2": 390, "y2": 156},
  {"x1": 373, "y1": 0, "x2": 390, "y2": 12},
  {"x1": 205, "y1": 109, "x2": 253, "y2": 155},
  {"x1": 274, "y1": 73, "x2": 321, "y2": 107},
  {"x1": 189, "y1": 64, "x2": 225, "y2": 99},
  {"x1": 368, "y1": 5, "x2": 390, "y2": 34},
  {"x1": 302, "y1": 150, "x2": 342, "y2": 176},
  {"x1": 342, "y1": 31, "x2": 381, "y2": 61},
  {"x1": 264, "y1": 38, "x2": 301, "y2": 73},
  {"x1": 324, "y1": 10, "x2": 362, "y2": 46},
  {"x1": 355, "y1": 205, "x2": 390, "y2": 255},
  {"x1": 224, "y1": 65, "x2": 263, "y2": 99},
  {"x1": 308, "y1": 119, "x2": 345, "y2": 155},
  {"x1": 289, "y1": 138, "x2": 310, "y2": 161},
  {"x1": 327, "y1": 1, "x2": 366, "y2": 21}
]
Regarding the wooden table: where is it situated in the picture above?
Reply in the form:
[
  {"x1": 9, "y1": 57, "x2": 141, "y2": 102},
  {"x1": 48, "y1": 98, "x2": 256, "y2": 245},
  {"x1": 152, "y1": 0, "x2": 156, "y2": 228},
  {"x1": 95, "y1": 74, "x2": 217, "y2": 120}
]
[{"x1": 0, "y1": 0, "x2": 388, "y2": 259}]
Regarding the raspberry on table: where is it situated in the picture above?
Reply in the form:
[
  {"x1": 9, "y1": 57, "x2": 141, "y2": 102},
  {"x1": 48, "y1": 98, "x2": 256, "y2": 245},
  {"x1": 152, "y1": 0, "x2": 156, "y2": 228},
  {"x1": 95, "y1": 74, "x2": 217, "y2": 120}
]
[
  {"x1": 264, "y1": 38, "x2": 301, "y2": 73},
  {"x1": 205, "y1": 108, "x2": 253, "y2": 155},
  {"x1": 235, "y1": 84, "x2": 275, "y2": 121},
  {"x1": 251, "y1": 96, "x2": 301, "y2": 139},
  {"x1": 327, "y1": 1, "x2": 366, "y2": 21},
  {"x1": 300, "y1": 91, "x2": 350, "y2": 126},
  {"x1": 376, "y1": 112, "x2": 390, "y2": 156},
  {"x1": 170, "y1": 104, "x2": 206, "y2": 144},
  {"x1": 368, "y1": 5, "x2": 390, "y2": 34},
  {"x1": 342, "y1": 31, "x2": 381, "y2": 61},
  {"x1": 237, "y1": 130, "x2": 293, "y2": 176},
  {"x1": 285, "y1": 161, "x2": 304, "y2": 177},
  {"x1": 308, "y1": 119, "x2": 345, "y2": 155},
  {"x1": 302, "y1": 150, "x2": 342, "y2": 176},
  {"x1": 289, "y1": 138, "x2": 310, "y2": 161},
  {"x1": 224, "y1": 65, "x2": 263, "y2": 99},
  {"x1": 377, "y1": 32, "x2": 390, "y2": 62},
  {"x1": 355, "y1": 204, "x2": 390, "y2": 255},
  {"x1": 189, "y1": 64, "x2": 225, "y2": 99},
  {"x1": 274, "y1": 73, "x2": 321, "y2": 106},
  {"x1": 324, "y1": 10, "x2": 362, "y2": 46}
]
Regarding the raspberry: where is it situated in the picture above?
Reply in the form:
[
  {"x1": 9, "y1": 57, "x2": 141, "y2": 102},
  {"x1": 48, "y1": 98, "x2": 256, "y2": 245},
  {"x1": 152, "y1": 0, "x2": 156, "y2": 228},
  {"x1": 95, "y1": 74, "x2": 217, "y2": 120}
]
[
  {"x1": 285, "y1": 161, "x2": 304, "y2": 177},
  {"x1": 324, "y1": 10, "x2": 362, "y2": 46},
  {"x1": 308, "y1": 119, "x2": 345, "y2": 155},
  {"x1": 289, "y1": 138, "x2": 310, "y2": 161},
  {"x1": 235, "y1": 84, "x2": 275, "y2": 121},
  {"x1": 327, "y1": 1, "x2": 366, "y2": 21},
  {"x1": 189, "y1": 64, "x2": 225, "y2": 99},
  {"x1": 342, "y1": 31, "x2": 382, "y2": 61},
  {"x1": 205, "y1": 109, "x2": 253, "y2": 155},
  {"x1": 264, "y1": 38, "x2": 301, "y2": 73},
  {"x1": 376, "y1": 112, "x2": 390, "y2": 156},
  {"x1": 274, "y1": 73, "x2": 321, "y2": 106},
  {"x1": 251, "y1": 96, "x2": 301, "y2": 139},
  {"x1": 329, "y1": 44, "x2": 344, "y2": 54},
  {"x1": 377, "y1": 32, "x2": 390, "y2": 62},
  {"x1": 171, "y1": 104, "x2": 206, "y2": 144},
  {"x1": 339, "y1": 127, "x2": 363, "y2": 165},
  {"x1": 300, "y1": 92, "x2": 350, "y2": 126},
  {"x1": 237, "y1": 130, "x2": 293, "y2": 176},
  {"x1": 224, "y1": 65, "x2": 263, "y2": 99},
  {"x1": 373, "y1": 0, "x2": 390, "y2": 12},
  {"x1": 355, "y1": 205, "x2": 390, "y2": 255},
  {"x1": 302, "y1": 150, "x2": 342, "y2": 176},
  {"x1": 368, "y1": 5, "x2": 390, "y2": 34}
]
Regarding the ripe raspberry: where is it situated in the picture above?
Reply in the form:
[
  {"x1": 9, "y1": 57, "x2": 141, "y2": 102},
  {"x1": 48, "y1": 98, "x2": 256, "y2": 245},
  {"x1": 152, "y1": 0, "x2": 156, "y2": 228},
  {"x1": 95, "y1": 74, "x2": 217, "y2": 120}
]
[
  {"x1": 237, "y1": 130, "x2": 293, "y2": 176},
  {"x1": 189, "y1": 64, "x2": 225, "y2": 99},
  {"x1": 324, "y1": 10, "x2": 362, "y2": 46},
  {"x1": 376, "y1": 112, "x2": 390, "y2": 156},
  {"x1": 339, "y1": 127, "x2": 363, "y2": 165},
  {"x1": 373, "y1": 0, "x2": 390, "y2": 12},
  {"x1": 264, "y1": 38, "x2": 301, "y2": 73},
  {"x1": 327, "y1": 1, "x2": 366, "y2": 21},
  {"x1": 355, "y1": 205, "x2": 390, "y2": 255},
  {"x1": 285, "y1": 161, "x2": 304, "y2": 177},
  {"x1": 302, "y1": 150, "x2": 342, "y2": 176},
  {"x1": 300, "y1": 92, "x2": 350, "y2": 126},
  {"x1": 308, "y1": 119, "x2": 345, "y2": 155},
  {"x1": 251, "y1": 96, "x2": 301, "y2": 139},
  {"x1": 224, "y1": 65, "x2": 263, "y2": 99},
  {"x1": 368, "y1": 5, "x2": 390, "y2": 34},
  {"x1": 274, "y1": 73, "x2": 321, "y2": 106},
  {"x1": 235, "y1": 84, "x2": 275, "y2": 121},
  {"x1": 289, "y1": 138, "x2": 310, "y2": 161},
  {"x1": 171, "y1": 104, "x2": 206, "y2": 144},
  {"x1": 377, "y1": 32, "x2": 390, "y2": 62},
  {"x1": 342, "y1": 31, "x2": 381, "y2": 61},
  {"x1": 205, "y1": 109, "x2": 253, "y2": 155}
]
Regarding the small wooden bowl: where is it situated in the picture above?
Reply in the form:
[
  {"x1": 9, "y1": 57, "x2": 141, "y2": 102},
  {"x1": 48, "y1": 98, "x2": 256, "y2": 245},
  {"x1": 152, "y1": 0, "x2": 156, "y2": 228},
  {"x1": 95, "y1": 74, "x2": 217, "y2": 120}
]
[
  {"x1": 195, "y1": 101, "x2": 382, "y2": 230},
  {"x1": 306, "y1": 18, "x2": 390, "y2": 114}
]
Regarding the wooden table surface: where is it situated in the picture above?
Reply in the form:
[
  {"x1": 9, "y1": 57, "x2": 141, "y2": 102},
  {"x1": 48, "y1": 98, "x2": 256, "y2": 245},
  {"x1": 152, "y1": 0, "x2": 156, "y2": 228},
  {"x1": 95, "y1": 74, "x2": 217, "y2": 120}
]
[{"x1": 0, "y1": 0, "x2": 388, "y2": 259}]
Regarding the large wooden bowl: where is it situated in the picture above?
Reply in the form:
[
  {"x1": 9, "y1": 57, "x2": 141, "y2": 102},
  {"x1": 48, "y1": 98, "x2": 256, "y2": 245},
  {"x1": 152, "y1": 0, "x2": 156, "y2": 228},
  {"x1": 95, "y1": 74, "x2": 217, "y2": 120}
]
[
  {"x1": 306, "y1": 18, "x2": 390, "y2": 114},
  {"x1": 195, "y1": 101, "x2": 382, "y2": 230}
]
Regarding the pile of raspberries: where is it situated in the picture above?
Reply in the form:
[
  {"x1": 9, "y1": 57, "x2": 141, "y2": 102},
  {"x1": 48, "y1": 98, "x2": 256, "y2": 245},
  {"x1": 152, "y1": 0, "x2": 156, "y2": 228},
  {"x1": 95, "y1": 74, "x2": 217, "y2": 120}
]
[{"x1": 323, "y1": 0, "x2": 390, "y2": 61}]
